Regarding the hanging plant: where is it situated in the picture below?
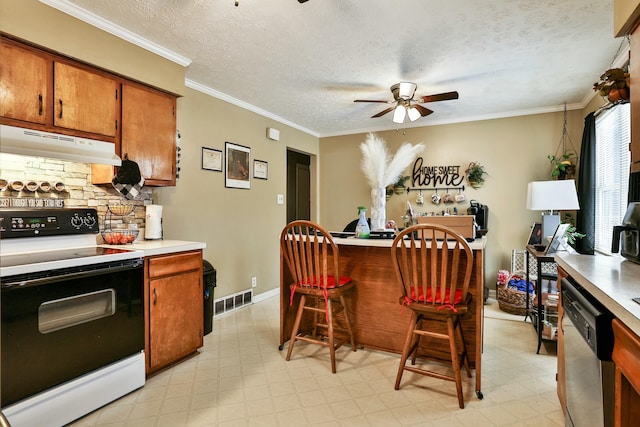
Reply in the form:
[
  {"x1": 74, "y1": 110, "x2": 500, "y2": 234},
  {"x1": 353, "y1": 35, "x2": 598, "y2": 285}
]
[
  {"x1": 548, "y1": 149, "x2": 577, "y2": 179},
  {"x1": 593, "y1": 67, "x2": 630, "y2": 104},
  {"x1": 465, "y1": 162, "x2": 487, "y2": 189}
]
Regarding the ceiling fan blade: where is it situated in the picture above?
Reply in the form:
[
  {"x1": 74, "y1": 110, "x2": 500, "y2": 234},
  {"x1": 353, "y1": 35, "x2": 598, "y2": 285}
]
[
  {"x1": 413, "y1": 104, "x2": 433, "y2": 117},
  {"x1": 354, "y1": 99, "x2": 392, "y2": 103},
  {"x1": 371, "y1": 106, "x2": 395, "y2": 118},
  {"x1": 416, "y1": 91, "x2": 459, "y2": 103}
]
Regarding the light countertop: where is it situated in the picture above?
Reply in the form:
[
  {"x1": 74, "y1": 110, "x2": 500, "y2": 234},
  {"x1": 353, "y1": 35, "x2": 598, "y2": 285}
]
[
  {"x1": 555, "y1": 252, "x2": 640, "y2": 336},
  {"x1": 102, "y1": 239, "x2": 206, "y2": 257}
]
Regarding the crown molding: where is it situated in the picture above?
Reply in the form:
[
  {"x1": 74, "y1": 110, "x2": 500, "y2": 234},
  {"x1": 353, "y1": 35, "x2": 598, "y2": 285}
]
[
  {"x1": 39, "y1": 0, "x2": 192, "y2": 67},
  {"x1": 185, "y1": 79, "x2": 320, "y2": 138}
]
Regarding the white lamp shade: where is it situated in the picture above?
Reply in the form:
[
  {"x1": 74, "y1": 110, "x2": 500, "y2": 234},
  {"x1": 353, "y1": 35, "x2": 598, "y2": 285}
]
[
  {"x1": 407, "y1": 106, "x2": 421, "y2": 121},
  {"x1": 398, "y1": 82, "x2": 417, "y2": 99},
  {"x1": 392, "y1": 105, "x2": 406, "y2": 123},
  {"x1": 526, "y1": 179, "x2": 580, "y2": 211}
]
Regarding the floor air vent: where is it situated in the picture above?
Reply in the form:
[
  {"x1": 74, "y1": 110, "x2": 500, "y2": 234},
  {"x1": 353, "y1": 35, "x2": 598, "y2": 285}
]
[{"x1": 214, "y1": 289, "x2": 253, "y2": 316}]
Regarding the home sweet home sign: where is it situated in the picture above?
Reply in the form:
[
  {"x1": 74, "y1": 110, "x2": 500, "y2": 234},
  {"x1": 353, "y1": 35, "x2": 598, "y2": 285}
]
[{"x1": 410, "y1": 157, "x2": 465, "y2": 188}]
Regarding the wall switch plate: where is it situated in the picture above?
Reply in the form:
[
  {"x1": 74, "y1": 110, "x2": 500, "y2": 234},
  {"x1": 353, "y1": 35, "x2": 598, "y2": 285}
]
[
  {"x1": 251, "y1": 277, "x2": 257, "y2": 287},
  {"x1": 277, "y1": 194, "x2": 284, "y2": 205}
]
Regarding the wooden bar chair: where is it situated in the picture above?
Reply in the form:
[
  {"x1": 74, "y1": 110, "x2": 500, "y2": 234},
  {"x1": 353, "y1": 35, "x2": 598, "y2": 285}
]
[
  {"x1": 391, "y1": 224, "x2": 474, "y2": 408},
  {"x1": 280, "y1": 220, "x2": 356, "y2": 373}
]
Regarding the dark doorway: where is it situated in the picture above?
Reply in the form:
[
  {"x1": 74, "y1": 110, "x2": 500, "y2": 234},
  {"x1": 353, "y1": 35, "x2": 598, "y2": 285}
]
[{"x1": 287, "y1": 149, "x2": 310, "y2": 223}]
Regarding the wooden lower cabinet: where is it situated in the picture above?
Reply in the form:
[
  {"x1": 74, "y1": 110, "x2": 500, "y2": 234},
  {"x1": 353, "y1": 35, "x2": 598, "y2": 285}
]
[
  {"x1": 145, "y1": 250, "x2": 203, "y2": 374},
  {"x1": 612, "y1": 318, "x2": 640, "y2": 427}
]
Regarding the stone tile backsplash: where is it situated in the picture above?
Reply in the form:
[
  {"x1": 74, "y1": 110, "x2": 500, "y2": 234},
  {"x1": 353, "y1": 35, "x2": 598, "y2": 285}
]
[{"x1": 0, "y1": 154, "x2": 153, "y2": 230}]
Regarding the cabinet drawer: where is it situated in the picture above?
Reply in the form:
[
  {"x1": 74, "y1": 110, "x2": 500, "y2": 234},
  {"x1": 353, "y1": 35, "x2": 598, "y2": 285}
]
[{"x1": 147, "y1": 251, "x2": 202, "y2": 278}]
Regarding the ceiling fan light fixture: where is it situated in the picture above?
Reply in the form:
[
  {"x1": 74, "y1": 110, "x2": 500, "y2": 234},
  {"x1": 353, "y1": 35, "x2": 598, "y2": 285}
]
[
  {"x1": 392, "y1": 105, "x2": 406, "y2": 123},
  {"x1": 398, "y1": 82, "x2": 417, "y2": 99},
  {"x1": 407, "y1": 106, "x2": 421, "y2": 121}
]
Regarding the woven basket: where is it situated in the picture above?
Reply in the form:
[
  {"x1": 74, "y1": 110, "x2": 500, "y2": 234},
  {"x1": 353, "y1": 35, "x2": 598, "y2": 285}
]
[{"x1": 497, "y1": 271, "x2": 534, "y2": 316}]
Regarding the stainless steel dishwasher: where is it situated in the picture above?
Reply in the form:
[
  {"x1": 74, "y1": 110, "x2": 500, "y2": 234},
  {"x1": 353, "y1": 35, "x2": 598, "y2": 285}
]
[{"x1": 561, "y1": 278, "x2": 614, "y2": 427}]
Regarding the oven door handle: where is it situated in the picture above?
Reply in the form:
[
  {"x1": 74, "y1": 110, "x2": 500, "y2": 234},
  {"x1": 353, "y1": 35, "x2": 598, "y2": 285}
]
[{"x1": 1, "y1": 261, "x2": 142, "y2": 289}]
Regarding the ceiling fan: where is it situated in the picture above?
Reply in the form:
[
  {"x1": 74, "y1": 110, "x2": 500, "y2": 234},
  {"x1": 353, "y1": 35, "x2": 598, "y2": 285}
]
[{"x1": 354, "y1": 82, "x2": 459, "y2": 123}]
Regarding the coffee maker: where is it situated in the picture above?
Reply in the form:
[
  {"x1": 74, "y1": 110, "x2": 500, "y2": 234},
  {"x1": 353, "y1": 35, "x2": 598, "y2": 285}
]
[{"x1": 467, "y1": 200, "x2": 489, "y2": 234}]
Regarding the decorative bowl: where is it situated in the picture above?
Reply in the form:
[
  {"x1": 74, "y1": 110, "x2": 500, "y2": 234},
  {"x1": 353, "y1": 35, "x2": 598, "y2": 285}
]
[{"x1": 102, "y1": 230, "x2": 139, "y2": 245}]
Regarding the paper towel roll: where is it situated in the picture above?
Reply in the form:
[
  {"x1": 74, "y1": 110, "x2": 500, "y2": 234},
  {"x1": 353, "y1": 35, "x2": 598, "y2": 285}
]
[{"x1": 145, "y1": 204, "x2": 163, "y2": 240}]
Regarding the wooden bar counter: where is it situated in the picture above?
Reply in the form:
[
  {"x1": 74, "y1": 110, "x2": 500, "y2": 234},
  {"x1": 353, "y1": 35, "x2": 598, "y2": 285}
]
[{"x1": 279, "y1": 235, "x2": 486, "y2": 397}]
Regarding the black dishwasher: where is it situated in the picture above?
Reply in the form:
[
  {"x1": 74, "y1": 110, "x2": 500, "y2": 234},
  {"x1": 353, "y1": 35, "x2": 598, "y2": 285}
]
[{"x1": 561, "y1": 278, "x2": 614, "y2": 427}]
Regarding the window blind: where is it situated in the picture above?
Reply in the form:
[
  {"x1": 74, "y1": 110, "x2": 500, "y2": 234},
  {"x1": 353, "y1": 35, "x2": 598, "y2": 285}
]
[{"x1": 594, "y1": 103, "x2": 630, "y2": 254}]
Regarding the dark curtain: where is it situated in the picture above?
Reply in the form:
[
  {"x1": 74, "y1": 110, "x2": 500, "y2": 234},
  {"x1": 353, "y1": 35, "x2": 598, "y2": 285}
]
[{"x1": 575, "y1": 112, "x2": 596, "y2": 254}]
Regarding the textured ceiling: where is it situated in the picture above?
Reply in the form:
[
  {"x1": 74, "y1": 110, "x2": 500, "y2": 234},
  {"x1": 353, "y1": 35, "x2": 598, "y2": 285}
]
[{"x1": 49, "y1": 0, "x2": 624, "y2": 136}]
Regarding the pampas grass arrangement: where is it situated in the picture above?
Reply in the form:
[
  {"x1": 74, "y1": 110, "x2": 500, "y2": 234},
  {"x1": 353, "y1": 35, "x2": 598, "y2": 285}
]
[{"x1": 360, "y1": 133, "x2": 424, "y2": 230}]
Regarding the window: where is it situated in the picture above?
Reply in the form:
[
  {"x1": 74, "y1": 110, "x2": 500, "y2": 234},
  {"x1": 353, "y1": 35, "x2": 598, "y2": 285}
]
[{"x1": 594, "y1": 103, "x2": 631, "y2": 254}]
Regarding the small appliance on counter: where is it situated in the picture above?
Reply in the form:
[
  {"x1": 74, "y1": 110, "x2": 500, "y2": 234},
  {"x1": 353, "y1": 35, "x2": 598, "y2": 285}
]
[
  {"x1": 612, "y1": 202, "x2": 640, "y2": 263},
  {"x1": 145, "y1": 204, "x2": 163, "y2": 240},
  {"x1": 467, "y1": 200, "x2": 489, "y2": 236}
]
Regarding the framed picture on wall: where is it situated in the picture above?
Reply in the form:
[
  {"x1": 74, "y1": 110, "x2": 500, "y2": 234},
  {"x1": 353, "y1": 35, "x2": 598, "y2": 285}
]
[
  {"x1": 225, "y1": 142, "x2": 251, "y2": 189},
  {"x1": 253, "y1": 159, "x2": 268, "y2": 180},
  {"x1": 202, "y1": 147, "x2": 222, "y2": 172}
]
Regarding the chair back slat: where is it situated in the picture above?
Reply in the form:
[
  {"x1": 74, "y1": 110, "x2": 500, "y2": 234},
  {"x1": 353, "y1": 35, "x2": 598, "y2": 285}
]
[
  {"x1": 280, "y1": 220, "x2": 340, "y2": 290},
  {"x1": 392, "y1": 224, "x2": 474, "y2": 307}
]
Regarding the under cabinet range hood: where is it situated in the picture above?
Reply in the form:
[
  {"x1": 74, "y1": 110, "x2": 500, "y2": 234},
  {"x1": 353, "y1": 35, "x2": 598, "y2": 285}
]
[{"x1": 0, "y1": 125, "x2": 121, "y2": 166}]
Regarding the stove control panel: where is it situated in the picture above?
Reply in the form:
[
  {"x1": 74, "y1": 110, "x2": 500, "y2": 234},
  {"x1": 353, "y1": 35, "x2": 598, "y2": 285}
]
[{"x1": 0, "y1": 208, "x2": 100, "y2": 238}]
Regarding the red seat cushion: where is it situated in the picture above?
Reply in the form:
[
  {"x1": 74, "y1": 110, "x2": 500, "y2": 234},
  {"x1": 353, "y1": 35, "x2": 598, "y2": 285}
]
[
  {"x1": 409, "y1": 287, "x2": 463, "y2": 305},
  {"x1": 299, "y1": 275, "x2": 352, "y2": 288}
]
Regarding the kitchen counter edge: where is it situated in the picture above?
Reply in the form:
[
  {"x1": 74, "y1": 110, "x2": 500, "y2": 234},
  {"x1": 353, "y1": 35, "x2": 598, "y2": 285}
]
[
  {"x1": 554, "y1": 252, "x2": 640, "y2": 337},
  {"x1": 102, "y1": 240, "x2": 206, "y2": 257}
]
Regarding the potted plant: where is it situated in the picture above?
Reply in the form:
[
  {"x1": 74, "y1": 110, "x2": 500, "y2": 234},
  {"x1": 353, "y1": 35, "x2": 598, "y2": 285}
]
[
  {"x1": 548, "y1": 150, "x2": 577, "y2": 179},
  {"x1": 465, "y1": 162, "x2": 487, "y2": 189},
  {"x1": 564, "y1": 224, "x2": 586, "y2": 245},
  {"x1": 593, "y1": 67, "x2": 630, "y2": 103},
  {"x1": 393, "y1": 175, "x2": 410, "y2": 195},
  {"x1": 562, "y1": 213, "x2": 586, "y2": 245}
]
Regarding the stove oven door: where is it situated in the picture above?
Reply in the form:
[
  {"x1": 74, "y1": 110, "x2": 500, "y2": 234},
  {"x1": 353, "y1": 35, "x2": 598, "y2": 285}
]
[{"x1": 1, "y1": 259, "x2": 144, "y2": 407}]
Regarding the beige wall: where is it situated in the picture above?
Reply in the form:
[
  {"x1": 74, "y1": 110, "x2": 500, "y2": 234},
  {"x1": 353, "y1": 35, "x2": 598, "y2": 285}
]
[
  {"x1": 319, "y1": 110, "x2": 586, "y2": 287},
  {"x1": 156, "y1": 87, "x2": 319, "y2": 297},
  {"x1": 0, "y1": 0, "x2": 185, "y2": 95}
]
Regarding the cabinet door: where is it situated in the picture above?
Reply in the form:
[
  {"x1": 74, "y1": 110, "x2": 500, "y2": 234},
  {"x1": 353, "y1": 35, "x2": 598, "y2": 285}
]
[
  {"x1": 631, "y1": 29, "x2": 640, "y2": 172},
  {"x1": 149, "y1": 270, "x2": 203, "y2": 370},
  {"x1": 612, "y1": 318, "x2": 640, "y2": 427},
  {"x1": 122, "y1": 84, "x2": 176, "y2": 185},
  {"x1": 0, "y1": 42, "x2": 49, "y2": 124},
  {"x1": 53, "y1": 62, "x2": 118, "y2": 137}
]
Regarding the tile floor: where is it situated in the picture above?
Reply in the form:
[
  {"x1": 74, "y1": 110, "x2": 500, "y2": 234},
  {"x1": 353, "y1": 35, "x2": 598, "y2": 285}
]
[{"x1": 70, "y1": 296, "x2": 564, "y2": 427}]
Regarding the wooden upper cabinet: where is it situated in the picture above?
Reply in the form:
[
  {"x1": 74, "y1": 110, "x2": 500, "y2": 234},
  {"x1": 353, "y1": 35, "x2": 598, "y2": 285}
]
[
  {"x1": 630, "y1": 28, "x2": 640, "y2": 173},
  {"x1": 53, "y1": 62, "x2": 118, "y2": 138},
  {"x1": 0, "y1": 41, "x2": 50, "y2": 125},
  {"x1": 121, "y1": 83, "x2": 177, "y2": 186}
]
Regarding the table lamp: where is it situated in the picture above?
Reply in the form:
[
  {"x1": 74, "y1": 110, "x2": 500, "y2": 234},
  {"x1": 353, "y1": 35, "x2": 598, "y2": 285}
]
[{"x1": 526, "y1": 179, "x2": 580, "y2": 240}]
